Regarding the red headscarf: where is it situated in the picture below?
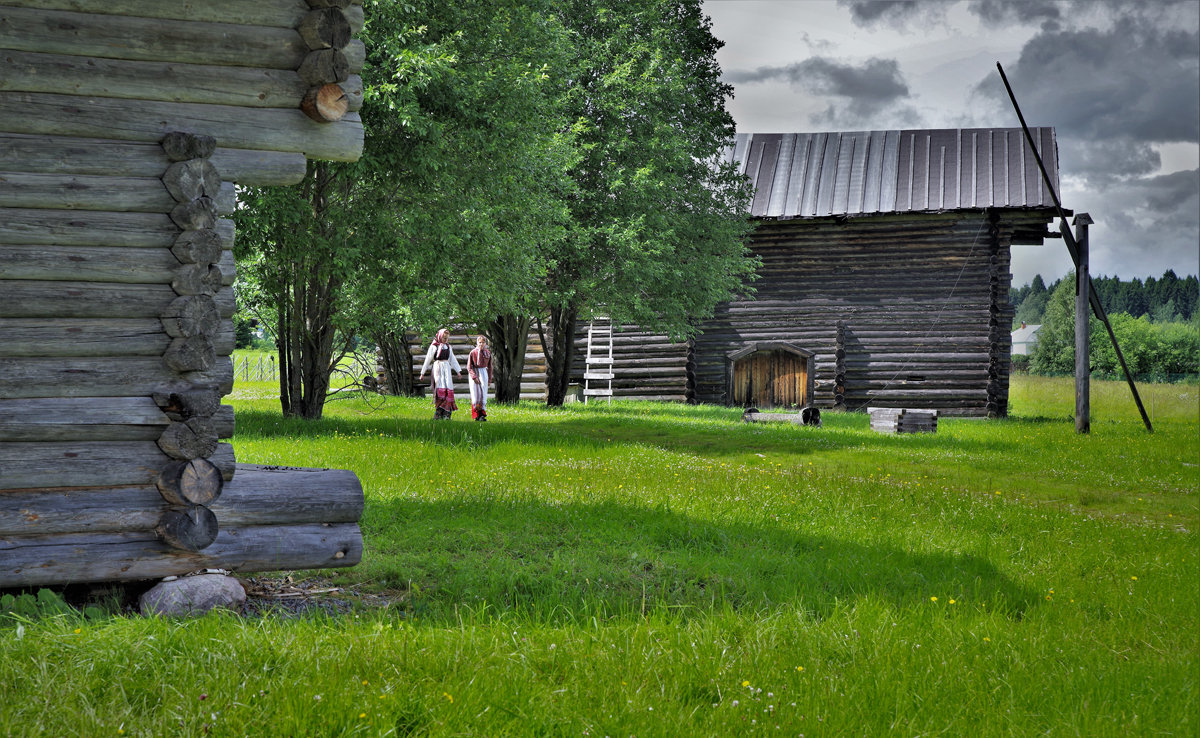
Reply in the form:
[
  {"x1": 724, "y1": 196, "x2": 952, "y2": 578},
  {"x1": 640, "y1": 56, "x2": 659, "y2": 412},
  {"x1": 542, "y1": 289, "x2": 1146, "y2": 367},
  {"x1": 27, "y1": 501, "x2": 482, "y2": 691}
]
[{"x1": 434, "y1": 328, "x2": 450, "y2": 345}]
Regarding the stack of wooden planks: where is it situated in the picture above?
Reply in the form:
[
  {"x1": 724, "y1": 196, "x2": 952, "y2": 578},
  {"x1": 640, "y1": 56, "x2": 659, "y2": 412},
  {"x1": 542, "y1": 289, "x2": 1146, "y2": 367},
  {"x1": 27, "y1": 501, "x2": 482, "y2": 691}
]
[{"x1": 867, "y1": 407, "x2": 938, "y2": 434}]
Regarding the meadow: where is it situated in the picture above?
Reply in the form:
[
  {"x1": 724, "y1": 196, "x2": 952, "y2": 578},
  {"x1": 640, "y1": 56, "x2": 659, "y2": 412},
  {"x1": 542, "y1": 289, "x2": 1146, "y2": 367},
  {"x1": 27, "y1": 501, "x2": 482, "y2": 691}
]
[{"x1": 1, "y1": 376, "x2": 1196, "y2": 736}]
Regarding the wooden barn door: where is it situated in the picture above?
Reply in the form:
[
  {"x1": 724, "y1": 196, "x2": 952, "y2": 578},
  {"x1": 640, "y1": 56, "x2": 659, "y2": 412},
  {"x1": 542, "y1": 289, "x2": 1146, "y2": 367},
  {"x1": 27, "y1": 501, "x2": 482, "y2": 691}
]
[{"x1": 731, "y1": 350, "x2": 808, "y2": 409}]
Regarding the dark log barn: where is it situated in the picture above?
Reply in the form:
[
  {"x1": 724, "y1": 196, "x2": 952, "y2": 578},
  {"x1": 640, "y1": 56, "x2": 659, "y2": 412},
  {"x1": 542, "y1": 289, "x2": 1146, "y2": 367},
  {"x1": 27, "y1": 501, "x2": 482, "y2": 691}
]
[
  {"x1": 0, "y1": 0, "x2": 366, "y2": 587},
  {"x1": 565, "y1": 127, "x2": 1062, "y2": 416}
]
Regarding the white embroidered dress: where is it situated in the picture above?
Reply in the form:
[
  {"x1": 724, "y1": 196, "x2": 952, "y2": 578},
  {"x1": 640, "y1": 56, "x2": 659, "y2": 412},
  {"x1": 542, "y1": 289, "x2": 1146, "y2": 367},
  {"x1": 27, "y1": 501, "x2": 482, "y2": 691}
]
[{"x1": 421, "y1": 342, "x2": 461, "y2": 390}]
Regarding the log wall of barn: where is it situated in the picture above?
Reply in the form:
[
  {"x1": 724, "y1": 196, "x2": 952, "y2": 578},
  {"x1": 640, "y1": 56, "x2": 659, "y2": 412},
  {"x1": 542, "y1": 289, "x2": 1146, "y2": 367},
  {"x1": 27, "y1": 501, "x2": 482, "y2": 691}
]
[
  {"x1": 691, "y1": 211, "x2": 1048, "y2": 417},
  {"x1": 568, "y1": 326, "x2": 690, "y2": 403},
  {"x1": 0, "y1": 0, "x2": 365, "y2": 587}
]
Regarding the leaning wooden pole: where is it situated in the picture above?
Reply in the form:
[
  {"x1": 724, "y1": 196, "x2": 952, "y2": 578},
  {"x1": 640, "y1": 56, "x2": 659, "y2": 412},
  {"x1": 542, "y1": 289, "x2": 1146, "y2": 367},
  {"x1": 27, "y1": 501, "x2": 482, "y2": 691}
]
[
  {"x1": 1074, "y1": 214, "x2": 1092, "y2": 433},
  {"x1": 996, "y1": 62, "x2": 1153, "y2": 433}
]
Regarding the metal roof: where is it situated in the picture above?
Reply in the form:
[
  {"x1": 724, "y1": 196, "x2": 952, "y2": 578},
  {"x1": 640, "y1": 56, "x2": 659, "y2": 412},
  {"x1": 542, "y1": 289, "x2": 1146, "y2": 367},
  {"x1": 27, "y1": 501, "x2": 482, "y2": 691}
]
[{"x1": 723, "y1": 127, "x2": 1060, "y2": 219}]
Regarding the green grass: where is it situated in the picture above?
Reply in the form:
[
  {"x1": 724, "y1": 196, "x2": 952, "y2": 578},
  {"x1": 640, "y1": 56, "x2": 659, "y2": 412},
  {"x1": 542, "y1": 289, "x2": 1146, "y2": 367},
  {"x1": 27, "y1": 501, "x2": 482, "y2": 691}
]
[{"x1": 2, "y1": 377, "x2": 1196, "y2": 736}]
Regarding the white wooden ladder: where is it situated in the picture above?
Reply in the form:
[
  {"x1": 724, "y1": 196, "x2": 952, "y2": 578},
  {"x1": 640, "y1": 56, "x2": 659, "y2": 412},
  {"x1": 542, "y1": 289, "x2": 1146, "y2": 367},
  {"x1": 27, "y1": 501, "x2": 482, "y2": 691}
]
[{"x1": 583, "y1": 316, "x2": 613, "y2": 404}]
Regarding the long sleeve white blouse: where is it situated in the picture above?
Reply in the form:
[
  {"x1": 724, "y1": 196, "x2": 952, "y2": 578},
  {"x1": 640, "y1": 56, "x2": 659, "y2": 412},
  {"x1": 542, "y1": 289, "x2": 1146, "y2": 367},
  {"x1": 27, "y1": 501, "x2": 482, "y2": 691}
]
[{"x1": 421, "y1": 342, "x2": 461, "y2": 390}]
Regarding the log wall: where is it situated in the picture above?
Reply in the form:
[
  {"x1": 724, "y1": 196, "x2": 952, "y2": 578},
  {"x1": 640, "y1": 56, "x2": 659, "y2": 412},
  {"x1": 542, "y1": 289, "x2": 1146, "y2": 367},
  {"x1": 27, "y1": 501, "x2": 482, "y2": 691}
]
[
  {"x1": 689, "y1": 210, "x2": 1052, "y2": 417},
  {"x1": 0, "y1": 0, "x2": 365, "y2": 586}
]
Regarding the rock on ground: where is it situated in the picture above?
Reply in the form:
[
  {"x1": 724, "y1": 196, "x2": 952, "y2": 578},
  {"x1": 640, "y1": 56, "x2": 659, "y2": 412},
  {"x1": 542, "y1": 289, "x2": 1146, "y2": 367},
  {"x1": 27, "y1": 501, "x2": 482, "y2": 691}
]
[{"x1": 139, "y1": 574, "x2": 246, "y2": 616}]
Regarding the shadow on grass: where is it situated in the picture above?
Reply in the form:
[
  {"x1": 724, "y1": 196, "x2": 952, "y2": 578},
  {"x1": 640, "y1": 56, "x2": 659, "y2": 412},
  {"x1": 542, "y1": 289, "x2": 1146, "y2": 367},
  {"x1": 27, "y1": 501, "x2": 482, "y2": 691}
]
[
  {"x1": 351, "y1": 493, "x2": 1037, "y2": 626},
  {"x1": 234, "y1": 405, "x2": 1022, "y2": 462}
]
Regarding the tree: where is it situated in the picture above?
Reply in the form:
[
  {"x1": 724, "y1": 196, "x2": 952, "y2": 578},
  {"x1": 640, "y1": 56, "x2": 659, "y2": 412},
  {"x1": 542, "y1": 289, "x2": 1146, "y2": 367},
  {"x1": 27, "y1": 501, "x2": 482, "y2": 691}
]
[
  {"x1": 236, "y1": 1, "x2": 574, "y2": 417},
  {"x1": 533, "y1": 0, "x2": 757, "y2": 405},
  {"x1": 1029, "y1": 274, "x2": 1077, "y2": 375}
]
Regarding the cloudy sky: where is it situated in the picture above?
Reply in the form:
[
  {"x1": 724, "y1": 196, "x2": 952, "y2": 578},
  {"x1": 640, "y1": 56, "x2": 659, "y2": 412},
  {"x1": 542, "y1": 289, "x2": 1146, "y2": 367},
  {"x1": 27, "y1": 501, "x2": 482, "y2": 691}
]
[{"x1": 701, "y1": 0, "x2": 1200, "y2": 287}]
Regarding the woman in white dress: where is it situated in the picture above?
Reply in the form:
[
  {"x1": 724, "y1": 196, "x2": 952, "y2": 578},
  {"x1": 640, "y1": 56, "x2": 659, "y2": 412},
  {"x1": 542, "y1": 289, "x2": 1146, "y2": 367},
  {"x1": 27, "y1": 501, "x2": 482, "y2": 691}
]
[{"x1": 418, "y1": 328, "x2": 462, "y2": 420}]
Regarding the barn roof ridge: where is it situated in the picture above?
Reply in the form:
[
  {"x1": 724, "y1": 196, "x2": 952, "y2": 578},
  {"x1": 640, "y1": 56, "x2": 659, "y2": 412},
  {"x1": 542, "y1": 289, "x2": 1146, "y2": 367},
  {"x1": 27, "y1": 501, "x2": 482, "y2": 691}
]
[{"x1": 724, "y1": 127, "x2": 1061, "y2": 219}]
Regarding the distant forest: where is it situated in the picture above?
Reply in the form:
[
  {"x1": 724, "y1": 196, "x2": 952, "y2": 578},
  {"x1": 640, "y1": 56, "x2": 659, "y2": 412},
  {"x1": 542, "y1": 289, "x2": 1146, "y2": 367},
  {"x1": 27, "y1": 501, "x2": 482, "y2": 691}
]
[{"x1": 1011, "y1": 270, "x2": 1199, "y2": 328}]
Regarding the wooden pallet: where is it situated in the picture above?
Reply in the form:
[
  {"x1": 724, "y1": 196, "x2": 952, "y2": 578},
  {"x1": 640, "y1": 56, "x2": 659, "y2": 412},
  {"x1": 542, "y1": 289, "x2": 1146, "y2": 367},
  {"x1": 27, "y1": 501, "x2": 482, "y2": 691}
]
[{"x1": 867, "y1": 407, "x2": 938, "y2": 434}]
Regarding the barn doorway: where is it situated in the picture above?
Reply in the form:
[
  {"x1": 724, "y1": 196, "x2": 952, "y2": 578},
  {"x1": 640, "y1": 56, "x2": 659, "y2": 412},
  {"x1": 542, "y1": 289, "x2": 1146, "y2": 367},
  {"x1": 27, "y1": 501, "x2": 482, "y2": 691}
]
[{"x1": 727, "y1": 343, "x2": 813, "y2": 409}]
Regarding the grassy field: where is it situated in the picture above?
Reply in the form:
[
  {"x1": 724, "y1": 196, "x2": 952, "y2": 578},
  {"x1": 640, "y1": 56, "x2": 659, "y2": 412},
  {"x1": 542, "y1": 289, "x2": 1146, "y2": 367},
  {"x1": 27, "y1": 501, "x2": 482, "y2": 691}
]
[{"x1": 2, "y1": 376, "x2": 1196, "y2": 736}]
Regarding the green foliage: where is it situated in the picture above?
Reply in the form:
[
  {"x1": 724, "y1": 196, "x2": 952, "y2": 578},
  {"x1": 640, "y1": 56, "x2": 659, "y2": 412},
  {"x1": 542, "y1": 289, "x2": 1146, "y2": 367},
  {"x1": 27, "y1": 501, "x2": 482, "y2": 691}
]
[
  {"x1": 1015, "y1": 270, "x2": 1199, "y2": 328},
  {"x1": 1030, "y1": 271, "x2": 1200, "y2": 379},
  {"x1": 233, "y1": 313, "x2": 256, "y2": 350},
  {"x1": 0, "y1": 589, "x2": 107, "y2": 625}
]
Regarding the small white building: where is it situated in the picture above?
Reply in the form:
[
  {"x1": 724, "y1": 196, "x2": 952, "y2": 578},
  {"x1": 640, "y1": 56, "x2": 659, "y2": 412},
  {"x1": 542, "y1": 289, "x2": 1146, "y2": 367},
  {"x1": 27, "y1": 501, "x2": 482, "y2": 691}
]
[{"x1": 1011, "y1": 323, "x2": 1042, "y2": 355}]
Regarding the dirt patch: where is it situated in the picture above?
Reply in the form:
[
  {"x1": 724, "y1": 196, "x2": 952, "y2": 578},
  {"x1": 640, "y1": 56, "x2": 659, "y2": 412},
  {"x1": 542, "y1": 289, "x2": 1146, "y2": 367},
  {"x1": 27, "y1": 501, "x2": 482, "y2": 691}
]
[{"x1": 238, "y1": 575, "x2": 406, "y2": 619}]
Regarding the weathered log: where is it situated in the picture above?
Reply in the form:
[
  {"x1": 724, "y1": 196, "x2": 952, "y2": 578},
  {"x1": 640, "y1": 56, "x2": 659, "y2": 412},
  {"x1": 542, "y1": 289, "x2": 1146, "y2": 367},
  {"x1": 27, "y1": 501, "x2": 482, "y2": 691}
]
[
  {"x1": 170, "y1": 197, "x2": 217, "y2": 230},
  {"x1": 0, "y1": 92, "x2": 365, "y2": 163},
  {"x1": 0, "y1": 171, "x2": 176, "y2": 212},
  {"x1": 158, "y1": 417, "x2": 219, "y2": 460},
  {"x1": 0, "y1": 207, "x2": 178, "y2": 246},
  {"x1": 0, "y1": 281, "x2": 232, "y2": 319},
  {"x1": 305, "y1": 0, "x2": 351, "y2": 9},
  {"x1": 344, "y1": 39, "x2": 365, "y2": 73},
  {"x1": 157, "y1": 505, "x2": 219, "y2": 552},
  {"x1": 160, "y1": 131, "x2": 217, "y2": 162},
  {"x1": 297, "y1": 49, "x2": 350, "y2": 85},
  {"x1": 0, "y1": 7, "x2": 308, "y2": 69},
  {"x1": 161, "y1": 295, "x2": 222, "y2": 337},
  {"x1": 1, "y1": 0, "x2": 320, "y2": 28},
  {"x1": 0, "y1": 464, "x2": 362, "y2": 537},
  {"x1": 344, "y1": 4, "x2": 364, "y2": 33},
  {"x1": 0, "y1": 318, "x2": 233, "y2": 358},
  {"x1": 156, "y1": 458, "x2": 225, "y2": 506},
  {"x1": 0, "y1": 396, "x2": 169, "y2": 441},
  {"x1": 0, "y1": 280, "x2": 171, "y2": 318},
  {"x1": 171, "y1": 264, "x2": 224, "y2": 296},
  {"x1": 172, "y1": 229, "x2": 223, "y2": 265},
  {"x1": 0, "y1": 134, "x2": 304, "y2": 186},
  {"x1": 0, "y1": 357, "x2": 234, "y2": 400},
  {"x1": 0, "y1": 49, "x2": 337, "y2": 111},
  {"x1": 0, "y1": 522, "x2": 362, "y2": 588},
  {"x1": 297, "y1": 8, "x2": 351, "y2": 50},
  {"x1": 300, "y1": 84, "x2": 350, "y2": 123},
  {"x1": 162, "y1": 159, "x2": 221, "y2": 201},
  {"x1": 163, "y1": 335, "x2": 216, "y2": 372},
  {"x1": 0, "y1": 245, "x2": 234, "y2": 287},
  {"x1": 0, "y1": 440, "x2": 233, "y2": 490},
  {"x1": 152, "y1": 389, "x2": 224, "y2": 420}
]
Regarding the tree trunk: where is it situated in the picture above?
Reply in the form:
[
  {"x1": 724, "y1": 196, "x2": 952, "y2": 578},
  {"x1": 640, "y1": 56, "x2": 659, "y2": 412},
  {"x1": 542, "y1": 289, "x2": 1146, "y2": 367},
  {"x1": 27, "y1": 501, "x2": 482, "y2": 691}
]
[
  {"x1": 274, "y1": 161, "x2": 346, "y2": 420},
  {"x1": 487, "y1": 314, "x2": 531, "y2": 404},
  {"x1": 543, "y1": 304, "x2": 577, "y2": 406},
  {"x1": 374, "y1": 329, "x2": 417, "y2": 396}
]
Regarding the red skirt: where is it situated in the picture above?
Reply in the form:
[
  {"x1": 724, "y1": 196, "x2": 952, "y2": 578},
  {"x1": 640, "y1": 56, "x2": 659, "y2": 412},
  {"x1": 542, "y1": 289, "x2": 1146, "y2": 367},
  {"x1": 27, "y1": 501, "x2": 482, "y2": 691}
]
[{"x1": 434, "y1": 388, "x2": 457, "y2": 412}]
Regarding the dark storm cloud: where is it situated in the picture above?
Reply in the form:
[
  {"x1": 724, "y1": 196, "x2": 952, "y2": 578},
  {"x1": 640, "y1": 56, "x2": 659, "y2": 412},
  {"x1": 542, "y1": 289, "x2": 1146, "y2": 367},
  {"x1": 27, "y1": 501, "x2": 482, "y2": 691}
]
[
  {"x1": 1063, "y1": 140, "x2": 1161, "y2": 183},
  {"x1": 725, "y1": 56, "x2": 911, "y2": 121},
  {"x1": 834, "y1": 0, "x2": 948, "y2": 29},
  {"x1": 983, "y1": 18, "x2": 1199, "y2": 145},
  {"x1": 967, "y1": 0, "x2": 1063, "y2": 30}
]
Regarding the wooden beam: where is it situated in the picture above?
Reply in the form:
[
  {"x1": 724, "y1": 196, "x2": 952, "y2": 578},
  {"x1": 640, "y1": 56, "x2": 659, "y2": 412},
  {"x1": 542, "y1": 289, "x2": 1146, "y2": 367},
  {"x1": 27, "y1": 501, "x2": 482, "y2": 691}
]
[
  {"x1": 0, "y1": 0, "x2": 317, "y2": 28},
  {"x1": 0, "y1": 522, "x2": 362, "y2": 588},
  {"x1": 0, "y1": 281, "x2": 234, "y2": 319},
  {"x1": 0, "y1": 396, "x2": 170, "y2": 441},
  {"x1": 0, "y1": 356, "x2": 234, "y2": 399},
  {"x1": 1074, "y1": 214, "x2": 1092, "y2": 434},
  {"x1": 0, "y1": 50, "x2": 364, "y2": 113},
  {"x1": 0, "y1": 440, "x2": 234, "y2": 490},
  {"x1": 0, "y1": 91, "x2": 364, "y2": 163},
  {"x1": 0, "y1": 465, "x2": 362, "y2": 537},
  {"x1": 0, "y1": 173, "x2": 235, "y2": 214},
  {"x1": 0, "y1": 134, "x2": 307, "y2": 186},
  {"x1": 0, "y1": 318, "x2": 234, "y2": 357},
  {"x1": 0, "y1": 6, "x2": 307, "y2": 69}
]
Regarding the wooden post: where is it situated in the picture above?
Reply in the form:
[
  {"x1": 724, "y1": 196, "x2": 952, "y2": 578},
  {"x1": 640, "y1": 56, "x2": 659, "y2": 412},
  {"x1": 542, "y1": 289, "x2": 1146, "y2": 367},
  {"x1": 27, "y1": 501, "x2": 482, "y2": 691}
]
[{"x1": 1074, "y1": 214, "x2": 1092, "y2": 433}]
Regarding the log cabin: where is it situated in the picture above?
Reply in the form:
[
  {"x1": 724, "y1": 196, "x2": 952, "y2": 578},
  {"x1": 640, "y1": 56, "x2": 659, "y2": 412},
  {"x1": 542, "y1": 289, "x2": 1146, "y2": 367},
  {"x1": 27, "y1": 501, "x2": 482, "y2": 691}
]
[
  {"x1": 567, "y1": 127, "x2": 1063, "y2": 416},
  {"x1": 0, "y1": 0, "x2": 366, "y2": 587}
]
